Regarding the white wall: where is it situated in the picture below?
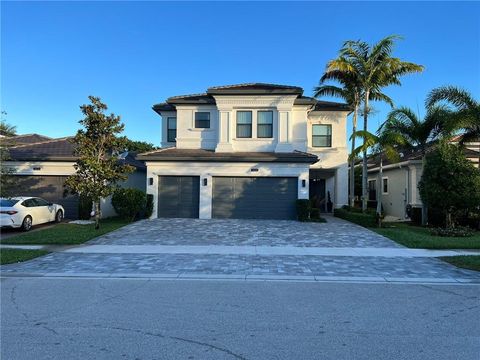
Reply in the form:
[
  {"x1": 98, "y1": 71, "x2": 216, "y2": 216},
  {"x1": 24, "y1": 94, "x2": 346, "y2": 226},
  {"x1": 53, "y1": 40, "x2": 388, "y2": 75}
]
[{"x1": 145, "y1": 161, "x2": 310, "y2": 219}]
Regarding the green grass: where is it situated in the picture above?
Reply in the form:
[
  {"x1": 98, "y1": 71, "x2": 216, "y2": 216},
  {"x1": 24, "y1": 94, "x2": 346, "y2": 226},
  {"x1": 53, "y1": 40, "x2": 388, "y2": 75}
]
[
  {"x1": 372, "y1": 222, "x2": 480, "y2": 249},
  {"x1": 0, "y1": 249, "x2": 49, "y2": 265},
  {"x1": 440, "y1": 256, "x2": 480, "y2": 272},
  {"x1": 0, "y1": 217, "x2": 130, "y2": 245}
]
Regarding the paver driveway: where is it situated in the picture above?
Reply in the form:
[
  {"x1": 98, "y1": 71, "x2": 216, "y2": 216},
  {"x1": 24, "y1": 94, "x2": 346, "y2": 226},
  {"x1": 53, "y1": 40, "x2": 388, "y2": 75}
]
[{"x1": 90, "y1": 216, "x2": 401, "y2": 248}]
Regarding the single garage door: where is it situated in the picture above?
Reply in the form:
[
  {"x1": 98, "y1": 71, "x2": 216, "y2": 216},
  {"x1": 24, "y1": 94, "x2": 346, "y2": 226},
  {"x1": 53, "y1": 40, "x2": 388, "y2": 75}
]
[
  {"x1": 157, "y1": 176, "x2": 200, "y2": 218},
  {"x1": 14, "y1": 175, "x2": 79, "y2": 219},
  {"x1": 212, "y1": 177, "x2": 297, "y2": 220}
]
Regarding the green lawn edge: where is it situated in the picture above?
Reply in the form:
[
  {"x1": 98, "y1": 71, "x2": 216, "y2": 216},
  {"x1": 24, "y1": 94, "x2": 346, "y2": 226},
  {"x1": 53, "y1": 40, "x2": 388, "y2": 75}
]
[
  {"x1": 0, "y1": 249, "x2": 50, "y2": 265},
  {"x1": 439, "y1": 255, "x2": 480, "y2": 272},
  {"x1": 1, "y1": 217, "x2": 130, "y2": 245}
]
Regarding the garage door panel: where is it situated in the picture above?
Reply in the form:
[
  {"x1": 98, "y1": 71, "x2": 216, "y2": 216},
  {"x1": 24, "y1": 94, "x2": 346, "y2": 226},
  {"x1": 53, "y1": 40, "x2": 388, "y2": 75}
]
[
  {"x1": 158, "y1": 176, "x2": 199, "y2": 218},
  {"x1": 14, "y1": 175, "x2": 79, "y2": 219},
  {"x1": 212, "y1": 177, "x2": 297, "y2": 220}
]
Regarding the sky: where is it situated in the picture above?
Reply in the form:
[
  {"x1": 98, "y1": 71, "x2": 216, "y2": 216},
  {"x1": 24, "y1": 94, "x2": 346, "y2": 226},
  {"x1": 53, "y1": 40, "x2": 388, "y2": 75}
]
[{"x1": 2, "y1": 1, "x2": 479, "y2": 147}]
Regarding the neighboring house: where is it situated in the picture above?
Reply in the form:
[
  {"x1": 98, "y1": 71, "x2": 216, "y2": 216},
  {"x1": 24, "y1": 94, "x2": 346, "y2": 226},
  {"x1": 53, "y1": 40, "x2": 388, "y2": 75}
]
[
  {"x1": 366, "y1": 142, "x2": 479, "y2": 220},
  {"x1": 2, "y1": 133, "x2": 52, "y2": 145},
  {"x1": 2, "y1": 136, "x2": 146, "y2": 219},
  {"x1": 137, "y1": 83, "x2": 351, "y2": 220}
]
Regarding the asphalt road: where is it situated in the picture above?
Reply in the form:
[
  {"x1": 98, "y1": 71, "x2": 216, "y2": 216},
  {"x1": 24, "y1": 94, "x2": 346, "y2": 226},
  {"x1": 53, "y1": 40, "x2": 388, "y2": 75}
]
[{"x1": 1, "y1": 277, "x2": 479, "y2": 360}]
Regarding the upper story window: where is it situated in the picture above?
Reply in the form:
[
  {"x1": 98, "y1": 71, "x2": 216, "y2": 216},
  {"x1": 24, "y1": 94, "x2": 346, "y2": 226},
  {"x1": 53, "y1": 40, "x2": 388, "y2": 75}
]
[
  {"x1": 195, "y1": 112, "x2": 210, "y2": 128},
  {"x1": 236, "y1": 111, "x2": 252, "y2": 138},
  {"x1": 257, "y1": 111, "x2": 273, "y2": 138},
  {"x1": 167, "y1": 117, "x2": 177, "y2": 142},
  {"x1": 382, "y1": 177, "x2": 389, "y2": 194},
  {"x1": 312, "y1": 124, "x2": 332, "y2": 147}
]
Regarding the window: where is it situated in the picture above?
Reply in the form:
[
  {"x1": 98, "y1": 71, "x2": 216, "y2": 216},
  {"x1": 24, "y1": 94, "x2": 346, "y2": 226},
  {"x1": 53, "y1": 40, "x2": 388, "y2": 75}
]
[
  {"x1": 195, "y1": 112, "x2": 210, "y2": 128},
  {"x1": 368, "y1": 180, "x2": 377, "y2": 201},
  {"x1": 167, "y1": 117, "x2": 177, "y2": 142},
  {"x1": 236, "y1": 111, "x2": 252, "y2": 138},
  {"x1": 33, "y1": 198, "x2": 50, "y2": 206},
  {"x1": 21, "y1": 199, "x2": 36, "y2": 208},
  {"x1": 312, "y1": 124, "x2": 332, "y2": 147},
  {"x1": 382, "y1": 178, "x2": 389, "y2": 194},
  {"x1": 257, "y1": 111, "x2": 273, "y2": 138},
  {"x1": 0, "y1": 199, "x2": 19, "y2": 207}
]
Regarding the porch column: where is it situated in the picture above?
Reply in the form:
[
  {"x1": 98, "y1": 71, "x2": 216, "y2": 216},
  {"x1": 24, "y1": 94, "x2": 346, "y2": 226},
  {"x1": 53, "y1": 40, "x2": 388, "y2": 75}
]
[
  {"x1": 275, "y1": 110, "x2": 293, "y2": 153},
  {"x1": 215, "y1": 107, "x2": 234, "y2": 152}
]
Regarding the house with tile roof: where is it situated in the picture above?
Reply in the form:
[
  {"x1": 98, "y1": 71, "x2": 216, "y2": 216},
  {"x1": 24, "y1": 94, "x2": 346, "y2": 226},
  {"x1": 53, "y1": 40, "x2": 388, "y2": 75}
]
[{"x1": 138, "y1": 83, "x2": 351, "y2": 219}]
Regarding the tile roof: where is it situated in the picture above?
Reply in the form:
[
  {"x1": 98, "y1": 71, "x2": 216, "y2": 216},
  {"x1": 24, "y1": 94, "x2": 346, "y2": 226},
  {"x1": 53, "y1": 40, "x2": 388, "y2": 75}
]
[
  {"x1": 137, "y1": 147, "x2": 319, "y2": 164},
  {"x1": 0, "y1": 133, "x2": 52, "y2": 145}
]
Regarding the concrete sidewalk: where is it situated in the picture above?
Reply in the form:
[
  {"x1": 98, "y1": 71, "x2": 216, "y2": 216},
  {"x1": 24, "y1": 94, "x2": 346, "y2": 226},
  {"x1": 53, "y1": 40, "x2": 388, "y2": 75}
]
[{"x1": 2, "y1": 244, "x2": 479, "y2": 258}]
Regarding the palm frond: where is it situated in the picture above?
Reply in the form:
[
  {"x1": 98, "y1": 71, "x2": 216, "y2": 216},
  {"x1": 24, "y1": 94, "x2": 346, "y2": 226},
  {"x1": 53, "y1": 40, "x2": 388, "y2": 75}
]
[{"x1": 426, "y1": 86, "x2": 477, "y2": 110}]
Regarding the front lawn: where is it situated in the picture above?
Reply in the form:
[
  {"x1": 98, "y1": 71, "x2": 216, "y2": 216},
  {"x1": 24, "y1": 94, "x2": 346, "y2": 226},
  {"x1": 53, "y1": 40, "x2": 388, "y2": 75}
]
[
  {"x1": 0, "y1": 249, "x2": 50, "y2": 265},
  {"x1": 440, "y1": 255, "x2": 480, "y2": 272},
  {"x1": 372, "y1": 222, "x2": 480, "y2": 249},
  {"x1": 0, "y1": 217, "x2": 129, "y2": 245}
]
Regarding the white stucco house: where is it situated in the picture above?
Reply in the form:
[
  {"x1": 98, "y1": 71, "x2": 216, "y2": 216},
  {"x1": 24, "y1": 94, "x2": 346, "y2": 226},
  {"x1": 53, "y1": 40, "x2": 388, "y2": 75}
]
[{"x1": 138, "y1": 83, "x2": 351, "y2": 220}]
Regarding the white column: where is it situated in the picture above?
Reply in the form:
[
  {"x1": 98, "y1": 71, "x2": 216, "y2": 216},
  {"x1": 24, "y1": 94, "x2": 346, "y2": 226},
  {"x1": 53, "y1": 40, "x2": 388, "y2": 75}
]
[
  {"x1": 199, "y1": 174, "x2": 212, "y2": 219},
  {"x1": 275, "y1": 110, "x2": 293, "y2": 152},
  {"x1": 146, "y1": 165, "x2": 158, "y2": 219},
  {"x1": 215, "y1": 109, "x2": 234, "y2": 152},
  {"x1": 334, "y1": 164, "x2": 348, "y2": 208}
]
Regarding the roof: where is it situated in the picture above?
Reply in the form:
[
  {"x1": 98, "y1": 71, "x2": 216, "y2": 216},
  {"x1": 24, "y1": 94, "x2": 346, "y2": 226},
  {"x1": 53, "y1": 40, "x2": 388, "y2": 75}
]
[
  {"x1": 6, "y1": 137, "x2": 145, "y2": 169},
  {"x1": 152, "y1": 84, "x2": 350, "y2": 114},
  {"x1": 0, "y1": 133, "x2": 52, "y2": 145},
  {"x1": 137, "y1": 147, "x2": 319, "y2": 164}
]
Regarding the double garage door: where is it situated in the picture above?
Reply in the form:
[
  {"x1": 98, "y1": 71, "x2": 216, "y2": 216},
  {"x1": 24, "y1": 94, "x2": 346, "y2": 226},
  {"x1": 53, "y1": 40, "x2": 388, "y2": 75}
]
[
  {"x1": 13, "y1": 175, "x2": 79, "y2": 219},
  {"x1": 157, "y1": 176, "x2": 297, "y2": 220}
]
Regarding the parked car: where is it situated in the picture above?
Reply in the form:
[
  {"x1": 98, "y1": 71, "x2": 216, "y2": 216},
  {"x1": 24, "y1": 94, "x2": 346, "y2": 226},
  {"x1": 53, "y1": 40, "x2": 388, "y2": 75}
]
[{"x1": 0, "y1": 197, "x2": 64, "y2": 231}]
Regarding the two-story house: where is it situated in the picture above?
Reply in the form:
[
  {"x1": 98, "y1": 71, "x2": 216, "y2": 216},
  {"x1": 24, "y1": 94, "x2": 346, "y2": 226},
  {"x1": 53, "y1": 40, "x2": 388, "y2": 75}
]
[{"x1": 137, "y1": 83, "x2": 351, "y2": 220}]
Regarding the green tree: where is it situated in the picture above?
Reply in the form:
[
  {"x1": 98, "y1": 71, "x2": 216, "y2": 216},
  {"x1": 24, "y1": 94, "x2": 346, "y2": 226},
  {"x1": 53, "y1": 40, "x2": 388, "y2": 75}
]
[
  {"x1": 123, "y1": 138, "x2": 158, "y2": 153},
  {"x1": 0, "y1": 117, "x2": 17, "y2": 197},
  {"x1": 65, "y1": 96, "x2": 134, "y2": 229},
  {"x1": 418, "y1": 142, "x2": 480, "y2": 228},
  {"x1": 326, "y1": 35, "x2": 424, "y2": 211},
  {"x1": 0, "y1": 111, "x2": 17, "y2": 137},
  {"x1": 378, "y1": 104, "x2": 451, "y2": 224},
  {"x1": 426, "y1": 86, "x2": 480, "y2": 165}
]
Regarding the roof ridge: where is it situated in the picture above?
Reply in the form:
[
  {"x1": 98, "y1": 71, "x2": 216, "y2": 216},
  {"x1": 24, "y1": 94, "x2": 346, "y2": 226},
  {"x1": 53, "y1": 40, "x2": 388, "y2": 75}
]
[
  {"x1": 13, "y1": 133, "x2": 52, "y2": 139},
  {"x1": 8, "y1": 136, "x2": 74, "y2": 149},
  {"x1": 208, "y1": 82, "x2": 302, "y2": 90},
  {"x1": 167, "y1": 93, "x2": 209, "y2": 100}
]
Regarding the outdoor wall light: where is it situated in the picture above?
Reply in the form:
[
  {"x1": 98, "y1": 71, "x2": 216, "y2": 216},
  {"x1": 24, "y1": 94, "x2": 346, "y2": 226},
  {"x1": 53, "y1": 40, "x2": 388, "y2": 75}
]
[
  {"x1": 148, "y1": 177, "x2": 153, "y2": 185},
  {"x1": 302, "y1": 179, "x2": 306, "y2": 188},
  {"x1": 203, "y1": 178, "x2": 208, "y2": 186}
]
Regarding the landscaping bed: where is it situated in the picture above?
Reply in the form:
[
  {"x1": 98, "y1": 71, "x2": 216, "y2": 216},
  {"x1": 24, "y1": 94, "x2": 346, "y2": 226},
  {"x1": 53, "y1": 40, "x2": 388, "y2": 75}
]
[
  {"x1": 439, "y1": 256, "x2": 480, "y2": 272},
  {"x1": 0, "y1": 217, "x2": 129, "y2": 245}
]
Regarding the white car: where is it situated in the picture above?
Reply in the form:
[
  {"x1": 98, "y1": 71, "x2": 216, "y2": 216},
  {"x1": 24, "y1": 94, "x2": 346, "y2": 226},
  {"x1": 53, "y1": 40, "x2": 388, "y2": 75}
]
[{"x1": 0, "y1": 197, "x2": 65, "y2": 231}]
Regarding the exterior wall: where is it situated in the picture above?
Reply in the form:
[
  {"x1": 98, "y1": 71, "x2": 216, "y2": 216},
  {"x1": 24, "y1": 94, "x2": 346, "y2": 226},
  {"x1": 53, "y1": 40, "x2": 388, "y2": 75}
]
[
  {"x1": 4, "y1": 161, "x2": 145, "y2": 219},
  {"x1": 145, "y1": 161, "x2": 310, "y2": 219},
  {"x1": 368, "y1": 167, "x2": 407, "y2": 219},
  {"x1": 175, "y1": 105, "x2": 219, "y2": 150}
]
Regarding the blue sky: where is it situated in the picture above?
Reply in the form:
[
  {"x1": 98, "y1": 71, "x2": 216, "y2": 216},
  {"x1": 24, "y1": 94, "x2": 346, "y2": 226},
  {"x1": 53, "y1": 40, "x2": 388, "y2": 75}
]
[{"x1": 2, "y1": 1, "x2": 479, "y2": 147}]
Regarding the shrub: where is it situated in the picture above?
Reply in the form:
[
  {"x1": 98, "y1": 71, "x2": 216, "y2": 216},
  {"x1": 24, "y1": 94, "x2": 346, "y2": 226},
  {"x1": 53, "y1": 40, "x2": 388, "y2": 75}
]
[
  {"x1": 144, "y1": 194, "x2": 154, "y2": 219},
  {"x1": 430, "y1": 226, "x2": 474, "y2": 238},
  {"x1": 310, "y1": 207, "x2": 320, "y2": 220},
  {"x1": 334, "y1": 208, "x2": 377, "y2": 228},
  {"x1": 296, "y1": 199, "x2": 311, "y2": 222},
  {"x1": 406, "y1": 205, "x2": 422, "y2": 225},
  {"x1": 111, "y1": 188, "x2": 146, "y2": 222},
  {"x1": 78, "y1": 194, "x2": 92, "y2": 220}
]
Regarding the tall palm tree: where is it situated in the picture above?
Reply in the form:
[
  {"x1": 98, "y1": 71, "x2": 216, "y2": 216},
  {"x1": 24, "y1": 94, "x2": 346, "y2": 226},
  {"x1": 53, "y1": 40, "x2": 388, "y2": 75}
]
[
  {"x1": 426, "y1": 86, "x2": 480, "y2": 165},
  {"x1": 0, "y1": 120, "x2": 17, "y2": 137},
  {"x1": 314, "y1": 69, "x2": 393, "y2": 207},
  {"x1": 378, "y1": 105, "x2": 450, "y2": 224},
  {"x1": 326, "y1": 35, "x2": 424, "y2": 211}
]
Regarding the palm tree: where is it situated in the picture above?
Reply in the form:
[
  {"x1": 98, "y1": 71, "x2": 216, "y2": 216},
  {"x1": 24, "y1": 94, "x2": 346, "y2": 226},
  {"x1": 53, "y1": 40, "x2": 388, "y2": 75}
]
[
  {"x1": 426, "y1": 86, "x2": 480, "y2": 166},
  {"x1": 326, "y1": 35, "x2": 424, "y2": 211},
  {"x1": 351, "y1": 130, "x2": 400, "y2": 226},
  {"x1": 378, "y1": 105, "x2": 450, "y2": 224},
  {"x1": 0, "y1": 120, "x2": 17, "y2": 137}
]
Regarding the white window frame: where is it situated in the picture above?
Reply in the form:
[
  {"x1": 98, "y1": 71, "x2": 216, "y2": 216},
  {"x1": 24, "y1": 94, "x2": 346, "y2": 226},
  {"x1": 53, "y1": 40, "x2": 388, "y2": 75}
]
[{"x1": 382, "y1": 177, "x2": 389, "y2": 195}]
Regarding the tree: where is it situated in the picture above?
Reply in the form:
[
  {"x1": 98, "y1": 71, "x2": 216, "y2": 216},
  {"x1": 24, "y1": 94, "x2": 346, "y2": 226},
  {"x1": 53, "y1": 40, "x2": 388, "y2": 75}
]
[
  {"x1": 426, "y1": 86, "x2": 480, "y2": 165},
  {"x1": 351, "y1": 130, "x2": 401, "y2": 226},
  {"x1": 326, "y1": 35, "x2": 424, "y2": 211},
  {"x1": 378, "y1": 104, "x2": 451, "y2": 224},
  {"x1": 0, "y1": 117, "x2": 17, "y2": 197},
  {"x1": 418, "y1": 142, "x2": 480, "y2": 228},
  {"x1": 65, "y1": 96, "x2": 134, "y2": 229},
  {"x1": 123, "y1": 138, "x2": 158, "y2": 153}
]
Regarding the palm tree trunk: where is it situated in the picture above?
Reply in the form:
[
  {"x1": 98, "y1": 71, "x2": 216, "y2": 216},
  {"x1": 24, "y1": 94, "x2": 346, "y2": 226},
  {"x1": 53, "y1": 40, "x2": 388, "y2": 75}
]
[
  {"x1": 421, "y1": 154, "x2": 428, "y2": 225},
  {"x1": 377, "y1": 156, "x2": 383, "y2": 227},
  {"x1": 362, "y1": 91, "x2": 370, "y2": 212},
  {"x1": 349, "y1": 107, "x2": 358, "y2": 207},
  {"x1": 93, "y1": 200, "x2": 101, "y2": 230}
]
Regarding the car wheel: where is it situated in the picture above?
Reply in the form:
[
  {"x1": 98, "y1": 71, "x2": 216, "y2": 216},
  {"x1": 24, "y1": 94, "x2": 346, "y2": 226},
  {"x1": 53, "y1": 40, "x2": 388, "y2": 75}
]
[
  {"x1": 22, "y1": 216, "x2": 33, "y2": 231},
  {"x1": 55, "y1": 210, "x2": 63, "y2": 223}
]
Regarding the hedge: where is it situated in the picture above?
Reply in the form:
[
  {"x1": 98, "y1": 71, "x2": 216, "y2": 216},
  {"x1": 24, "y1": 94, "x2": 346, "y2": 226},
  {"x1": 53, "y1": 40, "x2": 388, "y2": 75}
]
[{"x1": 334, "y1": 207, "x2": 377, "y2": 228}]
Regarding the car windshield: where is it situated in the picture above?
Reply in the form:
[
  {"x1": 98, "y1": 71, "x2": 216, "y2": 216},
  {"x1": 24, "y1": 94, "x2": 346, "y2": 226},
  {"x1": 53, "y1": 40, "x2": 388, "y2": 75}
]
[{"x1": 0, "y1": 199, "x2": 19, "y2": 207}]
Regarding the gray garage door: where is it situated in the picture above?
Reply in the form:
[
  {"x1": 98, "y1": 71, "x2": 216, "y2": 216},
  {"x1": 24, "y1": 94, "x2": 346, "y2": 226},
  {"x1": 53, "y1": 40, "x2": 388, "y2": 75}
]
[
  {"x1": 212, "y1": 177, "x2": 297, "y2": 220},
  {"x1": 14, "y1": 175, "x2": 79, "y2": 219},
  {"x1": 157, "y1": 176, "x2": 200, "y2": 218}
]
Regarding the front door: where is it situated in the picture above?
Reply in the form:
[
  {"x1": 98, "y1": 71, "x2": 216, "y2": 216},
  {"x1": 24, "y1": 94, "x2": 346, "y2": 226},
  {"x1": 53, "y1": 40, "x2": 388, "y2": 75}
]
[{"x1": 309, "y1": 178, "x2": 326, "y2": 212}]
